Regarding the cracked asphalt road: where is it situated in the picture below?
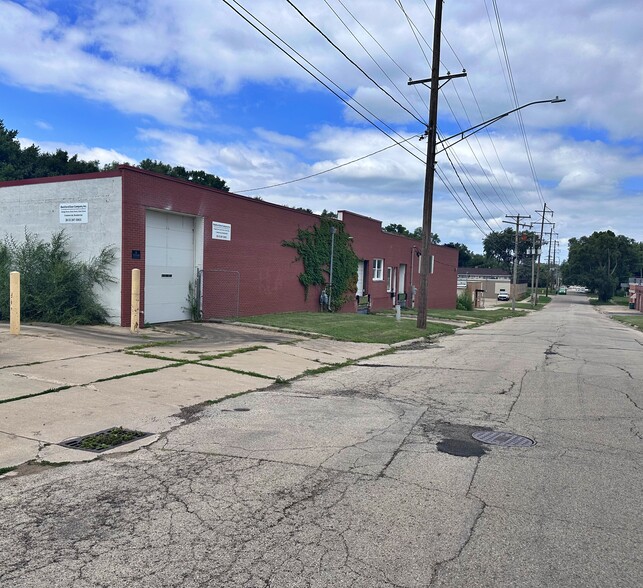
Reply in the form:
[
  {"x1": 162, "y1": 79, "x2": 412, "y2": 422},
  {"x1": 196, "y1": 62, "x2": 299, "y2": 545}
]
[{"x1": 2, "y1": 296, "x2": 642, "y2": 587}]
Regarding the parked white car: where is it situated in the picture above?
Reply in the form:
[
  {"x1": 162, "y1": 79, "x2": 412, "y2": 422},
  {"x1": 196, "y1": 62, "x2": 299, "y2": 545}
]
[{"x1": 497, "y1": 291, "x2": 510, "y2": 301}]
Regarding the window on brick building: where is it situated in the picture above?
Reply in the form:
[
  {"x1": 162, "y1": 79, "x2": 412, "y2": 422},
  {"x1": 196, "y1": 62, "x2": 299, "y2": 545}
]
[
  {"x1": 386, "y1": 267, "x2": 393, "y2": 291},
  {"x1": 373, "y1": 258, "x2": 383, "y2": 281},
  {"x1": 417, "y1": 255, "x2": 434, "y2": 274}
]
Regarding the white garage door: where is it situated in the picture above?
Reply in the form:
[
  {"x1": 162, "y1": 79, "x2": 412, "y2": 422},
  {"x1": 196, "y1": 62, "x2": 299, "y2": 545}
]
[{"x1": 145, "y1": 210, "x2": 196, "y2": 323}]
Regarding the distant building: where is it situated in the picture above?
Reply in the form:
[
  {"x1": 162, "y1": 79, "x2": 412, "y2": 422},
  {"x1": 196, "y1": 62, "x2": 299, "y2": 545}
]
[
  {"x1": 457, "y1": 267, "x2": 526, "y2": 301},
  {"x1": 1, "y1": 166, "x2": 458, "y2": 326},
  {"x1": 458, "y1": 267, "x2": 511, "y2": 281}
]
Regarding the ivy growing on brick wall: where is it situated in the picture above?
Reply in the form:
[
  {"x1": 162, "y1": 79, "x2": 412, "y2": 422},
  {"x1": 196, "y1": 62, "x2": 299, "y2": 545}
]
[{"x1": 283, "y1": 216, "x2": 358, "y2": 311}]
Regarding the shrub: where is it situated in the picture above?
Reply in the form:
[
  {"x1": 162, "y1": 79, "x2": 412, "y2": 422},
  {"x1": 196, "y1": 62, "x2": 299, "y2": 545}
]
[
  {"x1": 456, "y1": 289, "x2": 474, "y2": 311},
  {"x1": 0, "y1": 230, "x2": 116, "y2": 324}
]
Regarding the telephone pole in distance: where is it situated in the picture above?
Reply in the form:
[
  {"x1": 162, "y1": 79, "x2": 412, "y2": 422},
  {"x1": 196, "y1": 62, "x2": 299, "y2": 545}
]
[
  {"x1": 504, "y1": 214, "x2": 531, "y2": 311},
  {"x1": 534, "y1": 203, "x2": 554, "y2": 300}
]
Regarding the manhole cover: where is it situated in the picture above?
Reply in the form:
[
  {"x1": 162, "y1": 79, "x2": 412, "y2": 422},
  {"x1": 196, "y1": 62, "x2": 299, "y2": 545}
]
[
  {"x1": 472, "y1": 430, "x2": 535, "y2": 447},
  {"x1": 59, "y1": 427, "x2": 152, "y2": 453}
]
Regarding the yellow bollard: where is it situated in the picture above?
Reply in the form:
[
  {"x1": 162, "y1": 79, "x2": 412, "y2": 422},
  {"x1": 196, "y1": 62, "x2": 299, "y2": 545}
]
[
  {"x1": 130, "y1": 268, "x2": 140, "y2": 334},
  {"x1": 10, "y1": 271, "x2": 20, "y2": 335}
]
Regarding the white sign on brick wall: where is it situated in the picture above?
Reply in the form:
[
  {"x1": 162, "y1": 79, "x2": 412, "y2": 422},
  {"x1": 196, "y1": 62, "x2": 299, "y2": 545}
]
[
  {"x1": 212, "y1": 221, "x2": 231, "y2": 241},
  {"x1": 59, "y1": 202, "x2": 88, "y2": 224}
]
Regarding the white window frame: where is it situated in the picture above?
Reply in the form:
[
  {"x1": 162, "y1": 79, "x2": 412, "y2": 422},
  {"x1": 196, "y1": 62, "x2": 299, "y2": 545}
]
[
  {"x1": 417, "y1": 255, "x2": 434, "y2": 274},
  {"x1": 386, "y1": 267, "x2": 394, "y2": 292},
  {"x1": 372, "y1": 258, "x2": 384, "y2": 281}
]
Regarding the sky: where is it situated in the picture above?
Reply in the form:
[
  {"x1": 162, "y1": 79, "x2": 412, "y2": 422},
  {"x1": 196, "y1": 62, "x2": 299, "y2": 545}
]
[{"x1": 1, "y1": 0, "x2": 642, "y2": 261}]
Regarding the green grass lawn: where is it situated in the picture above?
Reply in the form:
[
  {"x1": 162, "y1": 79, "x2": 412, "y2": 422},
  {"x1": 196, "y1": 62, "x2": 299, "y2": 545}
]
[
  {"x1": 237, "y1": 312, "x2": 453, "y2": 343},
  {"x1": 589, "y1": 298, "x2": 630, "y2": 306},
  {"x1": 236, "y1": 308, "x2": 526, "y2": 344},
  {"x1": 607, "y1": 296, "x2": 630, "y2": 306},
  {"x1": 610, "y1": 315, "x2": 643, "y2": 330}
]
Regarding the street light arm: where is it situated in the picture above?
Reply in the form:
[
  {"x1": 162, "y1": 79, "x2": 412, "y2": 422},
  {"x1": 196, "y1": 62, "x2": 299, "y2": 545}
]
[
  {"x1": 436, "y1": 97, "x2": 566, "y2": 152},
  {"x1": 436, "y1": 117, "x2": 507, "y2": 154}
]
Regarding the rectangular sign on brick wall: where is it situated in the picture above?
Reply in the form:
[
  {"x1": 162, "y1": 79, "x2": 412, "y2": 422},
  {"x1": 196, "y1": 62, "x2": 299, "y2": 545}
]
[
  {"x1": 212, "y1": 221, "x2": 231, "y2": 241},
  {"x1": 59, "y1": 202, "x2": 88, "y2": 224}
]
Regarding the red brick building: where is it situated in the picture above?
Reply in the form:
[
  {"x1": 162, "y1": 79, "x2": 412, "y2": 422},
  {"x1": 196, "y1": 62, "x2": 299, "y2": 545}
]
[
  {"x1": 339, "y1": 211, "x2": 457, "y2": 310},
  {"x1": 0, "y1": 166, "x2": 458, "y2": 326},
  {"x1": 632, "y1": 284, "x2": 643, "y2": 312}
]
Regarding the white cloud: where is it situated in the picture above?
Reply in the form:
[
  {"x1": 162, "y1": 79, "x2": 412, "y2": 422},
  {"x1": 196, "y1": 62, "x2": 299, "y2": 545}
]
[
  {"x1": 558, "y1": 169, "x2": 610, "y2": 193},
  {"x1": 18, "y1": 137, "x2": 134, "y2": 167},
  {"x1": 0, "y1": 1, "x2": 191, "y2": 124},
  {"x1": 4, "y1": 0, "x2": 643, "y2": 141},
  {"x1": 252, "y1": 128, "x2": 306, "y2": 150}
]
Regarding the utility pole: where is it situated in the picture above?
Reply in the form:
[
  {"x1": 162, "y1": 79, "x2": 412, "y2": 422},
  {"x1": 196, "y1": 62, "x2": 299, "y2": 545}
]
[
  {"x1": 408, "y1": 0, "x2": 466, "y2": 329},
  {"x1": 545, "y1": 223, "x2": 555, "y2": 297},
  {"x1": 530, "y1": 228, "x2": 537, "y2": 308},
  {"x1": 505, "y1": 214, "x2": 531, "y2": 311},
  {"x1": 552, "y1": 239, "x2": 558, "y2": 289},
  {"x1": 405, "y1": 2, "x2": 562, "y2": 328},
  {"x1": 534, "y1": 203, "x2": 553, "y2": 302}
]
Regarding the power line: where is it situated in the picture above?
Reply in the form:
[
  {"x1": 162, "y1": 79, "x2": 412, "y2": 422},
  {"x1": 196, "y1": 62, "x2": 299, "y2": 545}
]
[
  {"x1": 323, "y1": 0, "x2": 426, "y2": 122},
  {"x1": 464, "y1": 76, "x2": 526, "y2": 213},
  {"x1": 240, "y1": 134, "x2": 420, "y2": 192},
  {"x1": 439, "y1": 136, "x2": 504, "y2": 231},
  {"x1": 286, "y1": 0, "x2": 426, "y2": 126},
  {"x1": 397, "y1": 3, "x2": 505, "y2": 229},
  {"x1": 439, "y1": 95, "x2": 514, "y2": 224},
  {"x1": 395, "y1": 0, "x2": 432, "y2": 68},
  {"x1": 442, "y1": 147, "x2": 495, "y2": 233},
  {"x1": 489, "y1": 0, "x2": 545, "y2": 207},
  {"x1": 420, "y1": 0, "x2": 466, "y2": 71},
  {"x1": 408, "y1": 0, "x2": 527, "y2": 218},
  {"x1": 221, "y1": 0, "x2": 426, "y2": 166},
  {"x1": 225, "y1": 0, "x2": 493, "y2": 235},
  {"x1": 443, "y1": 80, "x2": 524, "y2": 216},
  {"x1": 332, "y1": 0, "x2": 429, "y2": 112},
  {"x1": 436, "y1": 165, "x2": 488, "y2": 237}
]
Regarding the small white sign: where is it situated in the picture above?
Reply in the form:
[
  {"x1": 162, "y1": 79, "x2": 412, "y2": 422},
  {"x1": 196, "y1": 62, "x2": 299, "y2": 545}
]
[
  {"x1": 59, "y1": 202, "x2": 88, "y2": 224},
  {"x1": 212, "y1": 221, "x2": 231, "y2": 241}
]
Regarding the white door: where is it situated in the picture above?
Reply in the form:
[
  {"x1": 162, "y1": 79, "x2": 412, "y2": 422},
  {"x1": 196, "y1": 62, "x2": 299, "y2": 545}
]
[
  {"x1": 145, "y1": 210, "x2": 195, "y2": 323},
  {"x1": 398, "y1": 264, "x2": 406, "y2": 294},
  {"x1": 356, "y1": 260, "x2": 365, "y2": 296}
]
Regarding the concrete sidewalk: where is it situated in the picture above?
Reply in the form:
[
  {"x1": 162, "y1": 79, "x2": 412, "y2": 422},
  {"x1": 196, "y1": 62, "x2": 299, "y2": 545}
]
[{"x1": 0, "y1": 322, "x2": 387, "y2": 472}]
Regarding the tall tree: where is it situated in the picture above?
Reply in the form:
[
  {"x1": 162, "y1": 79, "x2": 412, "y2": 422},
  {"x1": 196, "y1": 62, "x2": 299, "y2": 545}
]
[
  {"x1": 384, "y1": 223, "x2": 411, "y2": 236},
  {"x1": 0, "y1": 121, "x2": 24, "y2": 180},
  {"x1": 562, "y1": 231, "x2": 641, "y2": 301},
  {"x1": 483, "y1": 228, "x2": 536, "y2": 271},
  {"x1": 138, "y1": 159, "x2": 229, "y2": 191},
  {"x1": 410, "y1": 226, "x2": 440, "y2": 243},
  {"x1": 0, "y1": 122, "x2": 230, "y2": 190},
  {"x1": 444, "y1": 242, "x2": 474, "y2": 266},
  {"x1": 0, "y1": 120, "x2": 99, "y2": 180}
]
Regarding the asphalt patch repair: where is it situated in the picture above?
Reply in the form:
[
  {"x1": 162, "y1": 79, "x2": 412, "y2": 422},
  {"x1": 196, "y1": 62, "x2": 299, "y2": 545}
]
[
  {"x1": 430, "y1": 422, "x2": 536, "y2": 457},
  {"x1": 437, "y1": 438, "x2": 488, "y2": 457},
  {"x1": 430, "y1": 421, "x2": 489, "y2": 458}
]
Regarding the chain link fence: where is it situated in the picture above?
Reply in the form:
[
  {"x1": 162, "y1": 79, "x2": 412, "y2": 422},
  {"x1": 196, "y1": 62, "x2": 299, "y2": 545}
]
[{"x1": 200, "y1": 269, "x2": 240, "y2": 320}]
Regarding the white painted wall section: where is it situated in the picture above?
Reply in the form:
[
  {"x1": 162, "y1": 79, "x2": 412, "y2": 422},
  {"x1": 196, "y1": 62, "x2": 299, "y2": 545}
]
[{"x1": 0, "y1": 177, "x2": 123, "y2": 323}]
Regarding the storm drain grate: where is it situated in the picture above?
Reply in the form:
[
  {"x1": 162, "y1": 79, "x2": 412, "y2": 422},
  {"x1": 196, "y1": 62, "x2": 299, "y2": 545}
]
[
  {"x1": 472, "y1": 430, "x2": 535, "y2": 448},
  {"x1": 59, "y1": 427, "x2": 153, "y2": 453}
]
